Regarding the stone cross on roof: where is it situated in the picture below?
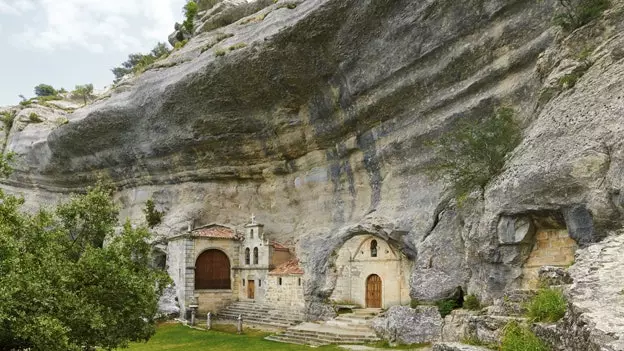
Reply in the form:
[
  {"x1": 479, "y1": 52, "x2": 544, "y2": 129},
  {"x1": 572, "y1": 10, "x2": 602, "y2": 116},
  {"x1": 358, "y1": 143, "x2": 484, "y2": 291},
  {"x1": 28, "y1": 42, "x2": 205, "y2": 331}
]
[{"x1": 251, "y1": 213, "x2": 256, "y2": 225}]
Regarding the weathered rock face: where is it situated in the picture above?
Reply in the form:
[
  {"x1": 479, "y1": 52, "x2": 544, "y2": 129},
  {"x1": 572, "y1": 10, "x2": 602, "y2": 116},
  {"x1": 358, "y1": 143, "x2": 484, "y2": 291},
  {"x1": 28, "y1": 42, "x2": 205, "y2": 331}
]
[
  {"x1": 3, "y1": 0, "x2": 624, "y2": 348},
  {"x1": 372, "y1": 306, "x2": 443, "y2": 345},
  {"x1": 540, "y1": 233, "x2": 624, "y2": 351}
]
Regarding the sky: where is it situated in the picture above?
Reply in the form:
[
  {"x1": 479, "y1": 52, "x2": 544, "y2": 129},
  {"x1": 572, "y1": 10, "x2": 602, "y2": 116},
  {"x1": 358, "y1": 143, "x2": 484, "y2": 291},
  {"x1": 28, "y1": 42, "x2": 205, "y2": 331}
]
[{"x1": 0, "y1": 0, "x2": 187, "y2": 106}]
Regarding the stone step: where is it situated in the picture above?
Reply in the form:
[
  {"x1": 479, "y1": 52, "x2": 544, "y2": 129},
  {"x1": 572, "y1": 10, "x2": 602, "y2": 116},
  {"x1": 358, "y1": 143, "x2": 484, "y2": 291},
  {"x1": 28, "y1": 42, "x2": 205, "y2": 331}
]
[
  {"x1": 272, "y1": 331, "x2": 379, "y2": 345},
  {"x1": 265, "y1": 335, "x2": 327, "y2": 347},
  {"x1": 219, "y1": 310, "x2": 303, "y2": 319},
  {"x1": 433, "y1": 342, "x2": 493, "y2": 351},
  {"x1": 217, "y1": 316, "x2": 300, "y2": 327}
]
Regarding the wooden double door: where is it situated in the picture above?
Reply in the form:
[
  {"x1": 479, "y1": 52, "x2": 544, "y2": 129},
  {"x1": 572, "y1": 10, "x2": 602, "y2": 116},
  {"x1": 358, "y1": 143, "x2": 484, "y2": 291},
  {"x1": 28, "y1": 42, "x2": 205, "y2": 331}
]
[
  {"x1": 366, "y1": 274, "x2": 382, "y2": 308},
  {"x1": 247, "y1": 280, "x2": 255, "y2": 299}
]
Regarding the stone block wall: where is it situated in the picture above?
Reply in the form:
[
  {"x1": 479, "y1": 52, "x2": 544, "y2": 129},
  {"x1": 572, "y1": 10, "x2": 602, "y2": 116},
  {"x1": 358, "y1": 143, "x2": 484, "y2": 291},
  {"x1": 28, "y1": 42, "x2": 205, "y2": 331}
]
[
  {"x1": 522, "y1": 229, "x2": 577, "y2": 288},
  {"x1": 264, "y1": 274, "x2": 305, "y2": 309},
  {"x1": 196, "y1": 290, "x2": 235, "y2": 314}
]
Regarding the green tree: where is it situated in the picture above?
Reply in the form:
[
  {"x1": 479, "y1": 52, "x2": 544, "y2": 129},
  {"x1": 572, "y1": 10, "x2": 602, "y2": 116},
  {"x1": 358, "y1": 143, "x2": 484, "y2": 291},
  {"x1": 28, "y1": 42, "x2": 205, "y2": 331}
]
[
  {"x1": 143, "y1": 199, "x2": 164, "y2": 228},
  {"x1": 427, "y1": 107, "x2": 521, "y2": 200},
  {"x1": 0, "y1": 173, "x2": 170, "y2": 350},
  {"x1": 183, "y1": 1, "x2": 199, "y2": 33},
  {"x1": 34, "y1": 84, "x2": 57, "y2": 97},
  {"x1": 72, "y1": 84, "x2": 94, "y2": 105},
  {"x1": 111, "y1": 43, "x2": 171, "y2": 83}
]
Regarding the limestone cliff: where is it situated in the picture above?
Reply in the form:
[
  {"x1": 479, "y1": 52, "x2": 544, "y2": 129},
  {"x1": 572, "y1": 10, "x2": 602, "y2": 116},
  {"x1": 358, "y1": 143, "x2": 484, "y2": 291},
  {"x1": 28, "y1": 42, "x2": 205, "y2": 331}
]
[{"x1": 3, "y1": 0, "x2": 624, "y2": 348}]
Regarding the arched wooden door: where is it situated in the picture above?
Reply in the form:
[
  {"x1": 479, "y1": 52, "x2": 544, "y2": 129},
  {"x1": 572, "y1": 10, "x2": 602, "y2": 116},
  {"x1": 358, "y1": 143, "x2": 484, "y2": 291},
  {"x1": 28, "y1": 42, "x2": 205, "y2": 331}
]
[
  {"x1": 195, "y1": 249, "x2": 231, "y2": 289},
  {"x1": 366, "y1": 274, "x2": 382, "y2": 308}
]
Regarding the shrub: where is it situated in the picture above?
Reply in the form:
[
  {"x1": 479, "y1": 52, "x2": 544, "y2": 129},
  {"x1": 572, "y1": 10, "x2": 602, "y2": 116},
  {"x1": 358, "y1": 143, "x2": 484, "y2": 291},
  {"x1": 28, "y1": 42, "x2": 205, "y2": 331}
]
[
  {"x1": 143, "y1": 199, "x2": 164, "y2": 228},
  {"x1": 29, "y1": 113, "x2": 43, "y2": 123},
  {"x1": 501, "y1": 321, "x2": 550, "y2": 351},
  {"x1": 215, "y1": 49, "x2": 226, "y2": 56},
  {"x1": 174, "y1": 39, "x2": 188, "y2": 50},
  {"x1": 72, "y1": 84, "x2": 94, "y2": 105},
  {"x1": 553, "y1": 0, "x2": 610, "y2": 31},
  {"x1": 526, "y1": 288, "x2": 567, "y2": 322},
  {"x1": 34, "y1": 84, "x2": 57, "y2": 97},
  {"x1": 427, "y1": 107, "x2": 521, "y2": 200},
  {"x1": 56, "y1": 117, "x2": 69, "y2": 126},
  {"x1": 435, "y1": 299, "x2": 459, "y2": 318},
  {"x1": 18, "y1": 100, "x2": 32, "y2": 107},
  {"x1": 1, "y1": 110, "x2": 16, "y2": 131},
  {"x1": 183, "y1": 1, "x2": 199, "y2": 33},
  {"x1": 463, "y1": 294, "x2": 481, "y2": 310}
]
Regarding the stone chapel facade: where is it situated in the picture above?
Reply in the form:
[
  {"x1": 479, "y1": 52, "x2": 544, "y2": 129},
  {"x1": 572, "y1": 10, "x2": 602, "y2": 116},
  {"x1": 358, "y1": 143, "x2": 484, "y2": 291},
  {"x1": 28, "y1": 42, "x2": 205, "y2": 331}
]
[{"x1": 167, "y1": 216, "x2": 305, "y2": 315}]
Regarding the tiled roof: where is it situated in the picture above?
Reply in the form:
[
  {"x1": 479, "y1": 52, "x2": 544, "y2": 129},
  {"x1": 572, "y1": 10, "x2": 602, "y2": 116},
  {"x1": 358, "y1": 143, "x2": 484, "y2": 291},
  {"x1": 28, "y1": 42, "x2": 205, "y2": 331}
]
[
  {"x1": 269, "y1": 259, "x2": 304, "y2": 275},
  {"x1": 192, "y1": 225, "x2": 236, "y2": 239},
  {"x1": 271, "y1": 241, "x2": 289, "y2": 250}
]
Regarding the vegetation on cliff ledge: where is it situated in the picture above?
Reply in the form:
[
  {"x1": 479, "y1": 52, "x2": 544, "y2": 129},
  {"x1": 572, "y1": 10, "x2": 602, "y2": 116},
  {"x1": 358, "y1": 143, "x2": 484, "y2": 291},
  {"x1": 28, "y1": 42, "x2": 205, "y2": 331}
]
[
  {"x1": 554, "y1": 0, "x2": 611, "y2": 31},
  {"x1": 427, "y1": 107, "x2": 521, "y2": 200}
]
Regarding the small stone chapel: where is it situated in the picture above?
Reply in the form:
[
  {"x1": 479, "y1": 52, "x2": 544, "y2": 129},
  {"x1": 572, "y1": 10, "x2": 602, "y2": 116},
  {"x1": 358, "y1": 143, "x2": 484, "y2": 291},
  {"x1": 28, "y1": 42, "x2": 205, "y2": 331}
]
[{"x1": 167, "y1": 215, "x2": 305, "y2": 315}]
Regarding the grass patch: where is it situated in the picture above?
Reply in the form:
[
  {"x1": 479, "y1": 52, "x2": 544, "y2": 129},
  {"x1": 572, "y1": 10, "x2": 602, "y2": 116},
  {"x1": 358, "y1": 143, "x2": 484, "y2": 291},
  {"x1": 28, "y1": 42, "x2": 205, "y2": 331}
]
[
  {"x1": 462, "y1": 336, "x2": 498, "y2": 349},
  {"x1": 229, "y1": 42, "x2": 247, "y2": 51},
  {"x1": 277, "y1": 2, "x2": 298, "y2": 9},
  {"x1": 435, "y1": 299, "x2": 459, "y2": 318},
  {"x1": 29, "y1": 112, "x2": 43, "y2": 123},
  {"x1": 123, "y1": 323, "x2": 344, "y2": 351},
  {"x1": 525, "y1": 288, "x2": 567, "y2": 322},
  {"x1": 501, "y1": 321, "x2": 550, "y2": 351},
  {"x1": 215, "y1": 49, "x2": 226, "y2": 56}
]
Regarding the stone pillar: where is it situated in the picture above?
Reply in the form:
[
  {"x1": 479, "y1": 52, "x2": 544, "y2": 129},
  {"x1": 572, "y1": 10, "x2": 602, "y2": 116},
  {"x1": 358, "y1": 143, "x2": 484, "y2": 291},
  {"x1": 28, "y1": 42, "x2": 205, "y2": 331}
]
[
  {"x1": 190, "y1": 308, "x2": 196, "y2": 326},
  {"x1": 206, "y1": 312, "x2": 212, "y2": 330},
  {"x1": 237, "y1": 314, "x2": 243, "y2": 334}
]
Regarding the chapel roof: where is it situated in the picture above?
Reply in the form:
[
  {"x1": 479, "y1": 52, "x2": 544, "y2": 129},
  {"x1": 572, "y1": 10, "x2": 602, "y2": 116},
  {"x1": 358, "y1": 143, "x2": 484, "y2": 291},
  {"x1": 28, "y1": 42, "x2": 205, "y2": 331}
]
[
  {"x1": 192, "y1": 224, "x2": 238, "y2": 239},
  {"x1": 269, "y1": 259, "x2": 304, "y2": 275}
]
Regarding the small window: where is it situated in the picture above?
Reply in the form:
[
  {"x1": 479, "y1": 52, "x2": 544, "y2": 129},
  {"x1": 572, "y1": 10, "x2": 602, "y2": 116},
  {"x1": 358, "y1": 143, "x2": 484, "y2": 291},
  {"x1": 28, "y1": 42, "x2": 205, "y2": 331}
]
[
  {"x1": 242, "y1": 279, "x2": 245, "y2": 286},
  {"x1": 245, "y1": 248, "x2": 250, "y2": 265},
  {"x1": 250, "y1": 229, "x2": 254, "y2": 238},
  {"x1": 278, "y1": 277, "x2": 282, "y2": 285},
  {"x1": 371, "y1": 240, "x2": 378, "y2": 258},
  {"x1": 253, "y1": 247, "x2": 259, "y2": 265},
  {"x1": 298, "y1": 278, "x2": 301, "y2": 286},
  {"x1": 258, "y1": 279, "x2": 262, "y2": 287}
]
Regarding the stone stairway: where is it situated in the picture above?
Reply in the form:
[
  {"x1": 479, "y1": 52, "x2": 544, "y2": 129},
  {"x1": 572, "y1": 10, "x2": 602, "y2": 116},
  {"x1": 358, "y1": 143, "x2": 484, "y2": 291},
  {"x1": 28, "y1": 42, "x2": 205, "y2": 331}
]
[
  {"x1": 217, "y1": 301, "x2": 305, "y2": 329},
  {"x1": 265, "y1": 308, "x2": 382, "y2": 346}
]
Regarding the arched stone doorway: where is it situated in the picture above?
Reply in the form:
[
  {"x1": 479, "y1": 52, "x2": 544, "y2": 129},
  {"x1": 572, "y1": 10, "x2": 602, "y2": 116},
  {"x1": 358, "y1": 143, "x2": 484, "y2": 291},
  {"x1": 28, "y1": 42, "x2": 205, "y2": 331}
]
[
  {"x1": 195, "y1": 249, "x2": 231, "y2": 290},
  {"x1": 366, "y1": 274, "x2": 382, "y2": 308}
]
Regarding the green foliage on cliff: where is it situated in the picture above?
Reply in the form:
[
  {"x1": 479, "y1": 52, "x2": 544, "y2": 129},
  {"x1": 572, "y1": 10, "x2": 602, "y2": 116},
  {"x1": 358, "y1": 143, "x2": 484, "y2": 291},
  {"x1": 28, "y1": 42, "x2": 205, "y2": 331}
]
[
  {"x1": 427, "y1": 107, "x2": 521, "y2": 200},
  {"x1": 554, "y1": 0, "x2": 610, "y2": 31},
  {"x1": 526, "y1": 288, "x2": 567, "y2": 322},
  {"x1": 0, "y1": 110, "x2": 16, "y2": 131},
  {"x1": 111, "y1": 43, "x2": 171, "y2": 83},
  {"x1": 28, "y1": 112, "x2": 43, "y2": 123},
  {"x1": 183, "y1": 1, "x2": 199, "y2": 33},
  {"x1": 72, "y1": 84, "x2": 94, "y2": 105},
  {"x1": 144, "y1": 199, "x2": 164, "y2": 228},
  {"x1": 34, "y1": 83, "x2": 57, "y2": 97},
  {"x1": 501, "y1": 321, "x2": 550, "y2": 351},
  {"x1": 463, "y1": 294, "x2": 481, "y2": 310},
  {"x1": 0, "y1": 182, "x2": 170, "y2": 350}
]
